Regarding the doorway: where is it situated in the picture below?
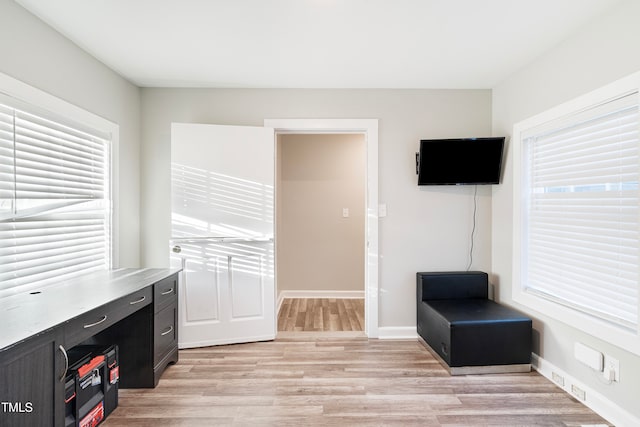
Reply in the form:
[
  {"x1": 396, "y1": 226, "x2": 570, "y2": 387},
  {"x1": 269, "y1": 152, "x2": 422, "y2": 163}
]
[
  {"x1": 276, "y1": 133, "x2": 366, "y2": 335},
  {"x1": 265, "y1": 119, "x2": 379, "y2": 338}
]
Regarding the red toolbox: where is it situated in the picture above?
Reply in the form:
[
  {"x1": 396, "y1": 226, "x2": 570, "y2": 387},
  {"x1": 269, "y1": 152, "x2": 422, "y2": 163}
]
[{"x1": 65, "y1": 345, "x2": 119, "y2": 427}]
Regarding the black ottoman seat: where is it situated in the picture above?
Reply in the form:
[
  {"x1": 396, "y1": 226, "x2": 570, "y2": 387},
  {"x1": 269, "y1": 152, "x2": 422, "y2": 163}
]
[{"x1": 417, "y1": 271, "x2": 532, "y2": 375}]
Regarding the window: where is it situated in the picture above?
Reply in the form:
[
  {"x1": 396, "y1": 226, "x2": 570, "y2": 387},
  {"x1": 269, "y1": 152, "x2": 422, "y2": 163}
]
[
  {"x1": 0, "y1": 93, "x2": 112, "y2": 298},
  {"x1": 513, "y1": 72, "x2": 640, "y2": 354}
]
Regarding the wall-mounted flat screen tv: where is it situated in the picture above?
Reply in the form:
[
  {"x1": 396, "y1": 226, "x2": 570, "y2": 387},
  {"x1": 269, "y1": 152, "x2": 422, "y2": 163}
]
[{"x1": 417, "y1": 137, "x2": 505, "y2": 185}]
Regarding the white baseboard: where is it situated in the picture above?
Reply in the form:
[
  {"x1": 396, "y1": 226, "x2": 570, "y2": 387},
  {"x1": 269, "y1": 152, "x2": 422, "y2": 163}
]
[
  {"x1": 276, "y1": 290, "x2": 365, "y2": 313},
  {"x1": 532, "y1": 353, "x2": 639, "y2": 427},
  {"x1": 376, "y1": 326, "x2": 418, "y2": 340}
]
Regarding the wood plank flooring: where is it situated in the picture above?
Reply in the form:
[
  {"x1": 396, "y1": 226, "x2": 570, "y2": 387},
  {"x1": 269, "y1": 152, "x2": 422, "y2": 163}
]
[
  {"x1": 277, "y1": 298, "x2": 364, "y2": 332},
  {"x1": 103, "y1": 337, "x2": 612, "y2": 426}
]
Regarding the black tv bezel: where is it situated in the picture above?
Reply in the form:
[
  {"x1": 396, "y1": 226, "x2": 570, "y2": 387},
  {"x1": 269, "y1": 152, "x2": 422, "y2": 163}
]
[{"x1": 417, "y1": 137, "x2": 505, "y2": 186}]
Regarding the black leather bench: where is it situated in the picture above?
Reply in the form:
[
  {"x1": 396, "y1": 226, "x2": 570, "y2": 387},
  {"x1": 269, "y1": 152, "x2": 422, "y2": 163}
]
[{"x1": 416, "y1": 271, "x2": 532, "y2": 375}]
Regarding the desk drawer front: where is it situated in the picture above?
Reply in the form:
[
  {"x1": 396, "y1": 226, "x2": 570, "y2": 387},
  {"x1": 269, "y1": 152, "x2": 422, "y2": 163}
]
[
  {"x1": 154, "y1": 302, "x2": 177, "y2": 366},
  {"x1": 154, "y1": 274, "x2": 178, "y2": 313},
  {"x1": 65, "y1": 287, "x2": 152, "y2": 347}
]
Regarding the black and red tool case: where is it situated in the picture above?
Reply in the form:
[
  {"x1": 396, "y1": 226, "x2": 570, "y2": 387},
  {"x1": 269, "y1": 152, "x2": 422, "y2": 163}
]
[{"x1": 64, "y1": 345, "x2": 119, "y2": 427}]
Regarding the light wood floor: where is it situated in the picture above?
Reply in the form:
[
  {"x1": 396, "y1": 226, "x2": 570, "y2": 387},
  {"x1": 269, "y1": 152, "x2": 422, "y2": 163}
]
[
  {"x1": 103, "y1": 337, "x2": 611, "y2": 426},
  {"x1": 277, "y1": 298, "x2": 364, "y2": 332}
]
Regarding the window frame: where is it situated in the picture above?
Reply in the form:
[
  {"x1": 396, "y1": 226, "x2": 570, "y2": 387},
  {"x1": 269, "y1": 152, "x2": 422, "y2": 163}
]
[
  {"x1": 512, "y1": 71, "x2": 640, "y2": 355},
  {"x1": 0, "y1": 72, "x2": 119, "y2": 296}
]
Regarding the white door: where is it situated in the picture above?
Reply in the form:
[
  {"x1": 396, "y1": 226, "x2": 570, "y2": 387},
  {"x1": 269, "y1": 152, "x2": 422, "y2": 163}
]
[{"x1": 170, "y1": 123, "x2": 275, "y2": 348}]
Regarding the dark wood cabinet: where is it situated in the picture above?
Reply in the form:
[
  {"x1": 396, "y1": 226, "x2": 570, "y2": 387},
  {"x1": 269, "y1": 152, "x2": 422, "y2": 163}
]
[
  {"x1": 0, "y1": 329, "x2": 65, "y2": 427},
  {"x1": 0, "y1": 269, "x2": 179, "y2": 427},
  {"x1": 153, "y1": 301, "x2": 178, "y2": 384},
  {"x1": 152, "y1": 274, "x2": 178, "y2": 385}
]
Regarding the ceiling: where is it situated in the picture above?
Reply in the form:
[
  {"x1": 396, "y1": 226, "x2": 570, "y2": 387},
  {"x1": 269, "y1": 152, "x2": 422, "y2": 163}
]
[{"x1": 16, "y1": 0, "x2": 623, "y2": 89}]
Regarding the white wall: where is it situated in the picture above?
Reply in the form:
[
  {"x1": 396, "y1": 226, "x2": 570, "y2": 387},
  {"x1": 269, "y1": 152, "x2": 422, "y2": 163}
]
[
  {"x1": 492, "y1": 0, "x2": 640, "y2": 421},
  {"x1": 277, "y1": 133, "x2": 366, "y2": 293},
  {"x1": 140, "y1": 88, "x2": 492, "y2": 327},
  {"x1": 0, "y1": 1, "x2": 141, "y2": 267}
]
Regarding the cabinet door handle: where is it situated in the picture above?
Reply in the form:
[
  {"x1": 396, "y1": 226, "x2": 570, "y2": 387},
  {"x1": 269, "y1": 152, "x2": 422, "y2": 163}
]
[
  {"x1": 161, "y1": 288, "x2": 174, "y2": 296},
  {"x1": 83, "y1": 315, "x2": 107, "y2": 329},
  {"x1": 161, "y1": 326, "x2": 174, "y2": 336},
  {"x1": 59, "y1": 345, "x2": 68, "y2": 382},
  {"x1": 129, "y1": 295, "x2": 146, "y2": 305}
]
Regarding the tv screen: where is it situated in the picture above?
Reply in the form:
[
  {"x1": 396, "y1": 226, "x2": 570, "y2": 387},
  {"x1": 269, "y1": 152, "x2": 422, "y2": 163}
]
[{"x1": 417, "y1": 137, "x2": 505, "y2": 185}]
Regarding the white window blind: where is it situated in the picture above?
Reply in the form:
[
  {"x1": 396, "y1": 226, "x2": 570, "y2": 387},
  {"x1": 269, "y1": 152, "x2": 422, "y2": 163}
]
[
  {"x1": 522, "y1": 92, "x2": 639, "y2": 330},
  {"x1": 0, "y1": 96, "x2": 111, "y2": 298}
]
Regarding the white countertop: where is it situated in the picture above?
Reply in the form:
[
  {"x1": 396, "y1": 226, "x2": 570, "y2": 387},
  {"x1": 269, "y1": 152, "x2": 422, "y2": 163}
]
[{"x1": 0, "y1": 268, "x2": 180, "y2": 352}]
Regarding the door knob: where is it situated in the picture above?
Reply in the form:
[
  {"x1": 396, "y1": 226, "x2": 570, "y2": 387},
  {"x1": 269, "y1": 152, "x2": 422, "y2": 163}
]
[{"x1": 172, "y1": 245, "x2": 182, "y2": 253}]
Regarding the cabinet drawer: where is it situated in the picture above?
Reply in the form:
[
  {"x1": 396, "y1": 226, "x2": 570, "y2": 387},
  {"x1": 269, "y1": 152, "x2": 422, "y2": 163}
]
[
  {"x1": 154, "y1": 274, "x2": 178, "y2": 313},
  {"x1": 65, "y1": 287, "x2": 152, "y2": 347},
  {"x1": 154, "y1": 301, "x2": 177, "y2": 366}
]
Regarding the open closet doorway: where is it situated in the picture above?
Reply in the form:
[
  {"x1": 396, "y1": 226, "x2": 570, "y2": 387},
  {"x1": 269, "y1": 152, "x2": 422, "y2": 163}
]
[
  {"x1": 264, "y1": 119, "x2": 378, "y2": 338},
  {"x1": 276, "y1": 133, "x2": 366, "y2": 336}
]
